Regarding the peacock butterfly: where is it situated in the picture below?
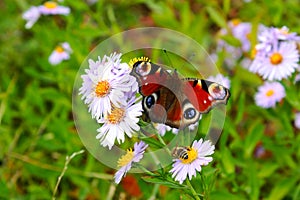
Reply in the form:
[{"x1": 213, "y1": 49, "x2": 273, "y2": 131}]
[{"x1": 129, "y1": 57, "x2": 230, "y2": 129}]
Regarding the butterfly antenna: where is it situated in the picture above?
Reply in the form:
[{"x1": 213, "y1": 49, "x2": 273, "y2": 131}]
[{"x1": 163, "y1": 48, "x2": 174, "y2": 69}]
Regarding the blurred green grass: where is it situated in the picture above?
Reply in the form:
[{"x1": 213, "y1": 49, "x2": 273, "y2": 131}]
[{"x1": 1, "y1": 0, "x2": 300, "y2": 199}]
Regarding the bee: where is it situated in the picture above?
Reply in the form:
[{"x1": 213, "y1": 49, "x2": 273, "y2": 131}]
[{"x1": 172, "y1": 147, "x2": 191, "y2": 160}]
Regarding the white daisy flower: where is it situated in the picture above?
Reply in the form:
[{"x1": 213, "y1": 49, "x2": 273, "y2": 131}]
[
  {"x1": 254, "y1": 82, "x2": 285, "y2": 108},
  {"x1": 257, "y1": 42, "x2": 299, "y2": 81},
  {"x1": 207, "y1": 74, "x2": 231, "y2": 89},
  {"x1": 169, "y1": 139, "x2": 215, "y2": 184},
  {"x1": 154, "y1": 123, "x2": 178, "y2": 136},
  {"x1": 48, "y1": 42, "x2": 72, "y2": 65},
  {"x1": 38, "y1": 1, "x2": 70, "y2": 15},
  {"x1": 114, "y1": 141, "x2": 148, "y2": 184},
  {"x1": 295, "y1": 113, "x2": 300, "y2": 129},
  {"x1": 79, "y1": 53, "x2": 137, "y2": 120},
  {"x1": 188, "y1": 122, "x2": 199, "y2": 131},
  {"x1": 96, "y1": 96, "x2": 142, "y2": 149},
  {"x1": 22, "y1": 6, "x2": 41, "y2": 29}
]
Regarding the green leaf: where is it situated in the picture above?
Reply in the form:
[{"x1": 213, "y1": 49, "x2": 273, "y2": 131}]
[
  {"x1": 283, "y1": 82, "x2": 300, "y2": 109},
  {"x1": 210, "y1": 191, "x2": 246, "y2": 200},
  {"x1": 258, "y1": 162, "x2": 279, "y2": 178},
  {"x1": 141, "y1": 176, "x2": 187, "y2": 189},
  {"x1": 244, "y1": 121, "x2": 264, "y2": 158},
  {"x1": 206, "y1": 6, "x2": 227, "y2": 28},
  {"x1": 267, "y1": 176, "x2": 298, "y2": 200},
  {"x1": 220, "y1": 147, "x2": 235, "y2": 175},
  {"x1": 220, "y1": 34, "x2": 242, "y2": 47},
  {"x1": 139, "y1": 136, "x2": 165, "y2": 149},
  {"x1": 234, "y1": 91, "x2": 246, "y2": 125}
]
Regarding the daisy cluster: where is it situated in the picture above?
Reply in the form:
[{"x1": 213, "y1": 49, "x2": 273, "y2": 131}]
[
  {"x1": 79, "y1": 53, "x2": 142, "y2": 149},
  {"x1": 79, "y1": 53, "x2": 216, "y2": 184},
  {"x1": 22, "y1": 1, "x2": 72, "y2": 65},
  {"x1": 249, "y1": 26, "x2": 300, "y2": 110},
  {"x1": 217, "y1": 21, "x2": 300, "y2": 122},
  {"x1": 249, "y1": 26, "x2": 300, "y2": 81}
]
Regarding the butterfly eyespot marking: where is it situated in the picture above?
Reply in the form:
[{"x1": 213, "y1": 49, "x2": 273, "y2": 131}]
[
  {"x1": 135, "y1": 61, "x2": 152, "y2": 77},
  {"x1": 208, "y1": 83, "x2": 226, "y2": 100},
  {"x1": 143, "y1": 92, "x2": 158, "y2": 109},
  {"x1": 181, "y1": 100, "x2": 201, "y2": 127},
  {"x1": 184, "y1": 107, "x2": 196, "y2": 119}
]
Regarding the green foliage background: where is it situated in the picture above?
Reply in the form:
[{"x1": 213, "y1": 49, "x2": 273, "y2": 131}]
[{"x1": 1, "y1": 0, "x2": 300, "y2": 199}]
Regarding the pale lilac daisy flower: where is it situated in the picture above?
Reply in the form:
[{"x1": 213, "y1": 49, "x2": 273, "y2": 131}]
[
  {"x1": 216, "y1": 20, "x2": 252, "y2": 68},
  {"x1": 248, "y1": 47, "x2": 266, "y2": 73},
  {"x1": 207, "y1": 74, "x2": 231, "y2": 89},
  {"x1": 48, "y1": 42, "x2": 72, "y2": 65},
  {"x1": 170, "y1": 139, "x2": 215, "y2": 184},
  {"x1": 254, "y1": 82, "x2": 285, "y2": 108},
  {"x1": 79, "y1": 53, "x2": 136, "y2": 120},
  {"x1": 274, "y1": 26, "x2": 300, "y2": 42},
  {"x1": 38, "y1": 1, "x2": 70, "y2": 15},
  {"x1": 255, "y1": 26, "x2": 300, "y2": 56},
  {"x1": 229, "y1": 19, "x2": 252, "y2": 52},
  {"x1": 22, "y1": 6, "x2": 41, "y2": 29},
  {"x1": 96, "y1": 96, "x2": 142, "y2": 149},
  {"x1": 294, "y1": 74, "x2": 300, "y2": 83},
  {"x1": 257, "y1": 42, "x2": 299, "y2": 81},
  {"x1": 240, "y1": 57, "x2": 252, "y2": 69},
  {"x1": 114, "y1": 141, "x2": 148, "y2": 184},
  {"x1": 295, "y1": 113, "x2": 300, "y2": 129},
  {"x1": 255, "y1": 25, "x2": 277, "y2": 54}
]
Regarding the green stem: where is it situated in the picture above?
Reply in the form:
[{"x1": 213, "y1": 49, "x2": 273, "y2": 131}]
[
  {"x1": 148, "y1": 184, "x2": 159, "y2": 200},
  {"x1": 135, "y1": 163, "x2": 157, "y2": 177},
  {"x1": 156, "y1": 132, "x2": 172, "y2": 155},
  {"x1": 186, "y1": 179, "x2": 201, "y2": 200},
  {"x1": 200, "y1": 173, "x2": 207, "y2": 194}
]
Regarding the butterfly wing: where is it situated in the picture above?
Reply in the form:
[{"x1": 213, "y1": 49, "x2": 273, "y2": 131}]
[
  {"x1": 184, "y1": 79, "x2": 230, "y2": 113},
  {"x1": 130, "y1": 61, "x2": 169, "y2": 96},
  {"x1": 131, "y1": 60, "x2": 202, "y2": 129}
]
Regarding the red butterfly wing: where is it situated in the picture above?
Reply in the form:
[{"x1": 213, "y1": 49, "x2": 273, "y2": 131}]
[
  {"x1": 184, "y1": 79, "x2": 230, "y2": 113},
  {"x1": 131, "y1": 61, "x2": 169, "y2": 96}
]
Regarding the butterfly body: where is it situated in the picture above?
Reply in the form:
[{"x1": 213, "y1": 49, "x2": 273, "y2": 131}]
[{"x1": 130, "y1": 59, "x2": 230, "y2": 129}]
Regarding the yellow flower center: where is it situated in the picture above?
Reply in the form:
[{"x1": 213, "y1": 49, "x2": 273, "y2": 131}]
[
  {"x1": 118, "y1": 148, "x2": 134, "y2": 167},
  {"x1": 180, "y1": 147, "x2": 198, "y2": 164},
  {"x1": 246, "y1": 33, "x2": 251, "y2": 40},
  {"x1": 95, "y1": 80, "x2": 110, "y2": 97},
  {"x1": 251, "y1": 48, "x2": 257, "y2": 59},
  {"x1": 107, "y1": 107, "x2": 125, "y2": 124},
  {"x1": 44, "y1": 1, "x2": 57, "y2": 9},
  {"x1": 266, "y1": 89, "x2": 274, "y2": 97},
  {"x1": 231, "y1": 19, "x2": 241, "y2": 26},
  {"x1": 270, "y1": 52, "x2": 283, "y2": 65},
  {"x1": 55, "y1": 46, "x2": 64, "y2": 53},
  {"x1": 279, "y1": 28, "x2": 289, "y2": 35}
]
